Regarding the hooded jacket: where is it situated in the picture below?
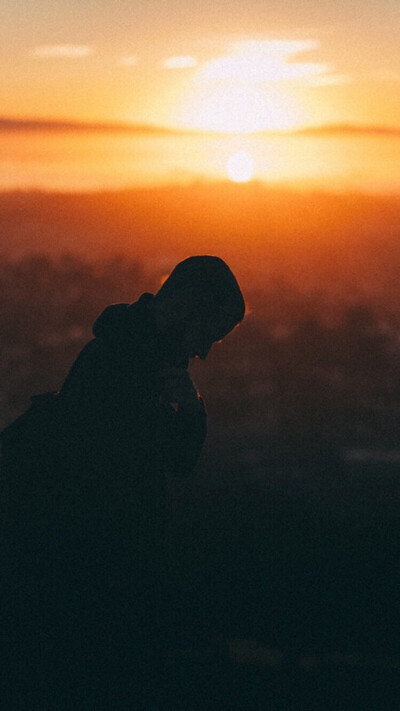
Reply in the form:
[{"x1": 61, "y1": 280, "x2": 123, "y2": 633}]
[
  {"x1": 0, "y1": 294, "x2": 207, "y2": 707},
  {"x1": 58, "y1": 292, "x2": 207, "y2": 553}
]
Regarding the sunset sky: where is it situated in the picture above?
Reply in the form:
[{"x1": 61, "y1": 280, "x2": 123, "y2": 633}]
[{"x1": 2, "y1": 0, "x2": 400, "y2": 133}]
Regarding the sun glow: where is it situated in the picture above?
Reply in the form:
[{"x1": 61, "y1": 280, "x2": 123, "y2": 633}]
[
  {"x1": 180, "y1": 80, "x2": 305, "y2": 133},
  {"x1": 185, "y1": 84, "x2": 303, "y2": 133},
  {"x1": 227, "y1": 151, "x2": 255, "y2": 182},
  {"x1": 177, "y1": 40, "x2": 316, "y2": 133}
]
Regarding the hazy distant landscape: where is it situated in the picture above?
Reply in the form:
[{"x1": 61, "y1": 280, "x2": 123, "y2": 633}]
[{"x1": 2, "y1": 182, "x2": 400, "y2": 303}]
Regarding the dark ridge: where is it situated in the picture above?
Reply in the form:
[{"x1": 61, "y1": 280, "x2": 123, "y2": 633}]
[
  {"x1": 0, "y1": 117, "x2": 193, "y2": 135},
  {"x1": 290, "y1": 123, "x2": 400, "y2": 137}
]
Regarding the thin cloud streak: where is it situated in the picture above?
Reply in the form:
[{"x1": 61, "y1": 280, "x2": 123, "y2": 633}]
[
  {"x1": 117, "y1": 55, "x2": 138, "y2": 67},
  {"x1": 302, "y1": 74, "x2": 352, "y2": 87},
  {"x1": 33, "y1": 45, "x2": 94, "y2": 58},
  {"x1": 1, "y1": 117, "x2": 399, "y2": 137},
  {"x1": 0, "y1": 117, "x2": 187, "y2": 134},
  {"x1": 162, "y1": 56, "x2": 198, "y2": 69},
  {"x1": 232, "y1": 39, "x2": 321, "y2": 56}
]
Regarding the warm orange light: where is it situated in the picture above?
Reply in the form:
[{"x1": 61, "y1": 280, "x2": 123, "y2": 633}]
[{"x1": 227, "y1": 151, "x2": 255, "y2": 182}]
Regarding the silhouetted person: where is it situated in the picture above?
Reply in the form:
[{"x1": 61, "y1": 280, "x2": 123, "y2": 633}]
[{"x1": 0, "y1": 255, "x2": 245, "y2": 709}]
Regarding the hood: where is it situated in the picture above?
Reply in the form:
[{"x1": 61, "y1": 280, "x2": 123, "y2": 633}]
[
  {"x1": 92, "y1": 292, "x2": 189, "y2": 369},
  {"x1": 92, "y1": 303, "x2": 130, "y2": 340},
  {"x1": 92, "y1": 293, "x2": 155, "y2": 343}
]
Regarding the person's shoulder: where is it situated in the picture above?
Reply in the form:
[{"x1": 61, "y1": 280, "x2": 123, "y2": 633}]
[
  {"x1": 92, "y1": 303, "x2": 131, "y2": 340},
  {"x1": 0, "y1": 391, "x2": 60, "y2": 445},
  {"x1": 58, "y1": 337, "x2": 112, "y2": 408},
  {"x1": 67, "y1": 337, "x2": 109, "y2": 376}
]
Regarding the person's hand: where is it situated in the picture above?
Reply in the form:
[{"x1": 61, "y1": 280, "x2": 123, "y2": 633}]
[{"x1": 157, "y1": 367, "x2": 202, "y2": 413}]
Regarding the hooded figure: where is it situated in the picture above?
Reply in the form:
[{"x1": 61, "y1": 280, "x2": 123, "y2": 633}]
[{"x1": 0, "y1": 255, "x2": 245, "y2": 709}]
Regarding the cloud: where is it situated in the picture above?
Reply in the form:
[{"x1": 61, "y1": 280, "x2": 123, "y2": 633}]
[
  {"x1": 0, "y1": 117, "x2": 186, "y2": 135},
  {"x1": 197, "y1": 39, "x2": 332, "y2": 85},
  {"x1": 117, "y1": 55, "x2": 138, "y2": 67},
  {"x1": 234, "y1": 39, "x2": 321, "y2": 57},
  {"x1": 33, "y1": 45, "x2": 94, "y2": 58},
  {"x1": 302, "y1": 74, "x2": 352, "y2": 87},
  {"x1": 162, "y1": 55, "x2": 198, "y2": 69}
]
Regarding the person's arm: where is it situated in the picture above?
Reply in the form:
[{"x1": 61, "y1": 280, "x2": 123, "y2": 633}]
[{"x1": 158, "y1": 367, "x2": 207, "y2": 477}]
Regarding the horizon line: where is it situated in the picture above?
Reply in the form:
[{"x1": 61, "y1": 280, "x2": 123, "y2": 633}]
[{"x1": 1, "y1": 116, "x2": 400, "y2": 138}]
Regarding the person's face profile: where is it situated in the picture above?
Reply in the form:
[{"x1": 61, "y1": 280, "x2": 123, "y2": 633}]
[
  {"x1": 181, "y1": 311, "x2": 235, "y2": 362},
  {"x1": 157, "y1": 290, "x2": 239, "y2": 366}
]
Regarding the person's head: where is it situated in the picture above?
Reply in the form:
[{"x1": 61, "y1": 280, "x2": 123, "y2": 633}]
[{"x1": 152, "y1": 255, "x2": 245, "y2": 364}]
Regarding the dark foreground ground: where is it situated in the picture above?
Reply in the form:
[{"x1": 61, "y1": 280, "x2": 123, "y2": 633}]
[
  {"x1": 164, "y1": 456, "x2": 400, "y2": 710},
  {"x1": 164, "y1": 638, "x2": 399, "y2": 710}
]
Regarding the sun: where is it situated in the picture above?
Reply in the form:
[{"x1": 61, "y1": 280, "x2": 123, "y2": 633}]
[{"x1": 227, "y1": 151, "x2": 255, "y2": 182}]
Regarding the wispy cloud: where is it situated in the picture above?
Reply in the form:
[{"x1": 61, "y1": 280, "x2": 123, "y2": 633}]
[
  {"x1": 117, "y1": 55, "x2": 138, "y2": 67},
  {"x1": 1, "y1": 117, "x2": 399, "y2": 137},
  {"x1": 196, "y1": 40, "x2": 334, "y2": 85},
  {"x1": 33, "y1": 45, "x2": 94, "y2": 58},
  {"x1": 162, "y1": 55, "x2": 198, "y2": 69},
  {"x1": 0, "y1": 117, "x2": 187, "y2": 134},
  {"x1": 294, "y1": 123, "x2": 400, "y2": 136},
  {"x1": 303, "y1": 73, "x2": 352, "y2": 87},
  {"x1": 236, "y1": 39, "x2": 320, "y2": 56}
]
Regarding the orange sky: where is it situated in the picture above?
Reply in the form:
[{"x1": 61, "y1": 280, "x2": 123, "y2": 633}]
[{"x1": 1, "y1": 0, "x2": 400, "y2": 133}]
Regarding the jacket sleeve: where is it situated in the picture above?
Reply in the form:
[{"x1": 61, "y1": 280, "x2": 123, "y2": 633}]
[
  {"x1": 60, "y1": 338, "x2": 207, "y2": 478},
  {"x1": 161, "y1": 399, "x2": 207, "y2": 478}
]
